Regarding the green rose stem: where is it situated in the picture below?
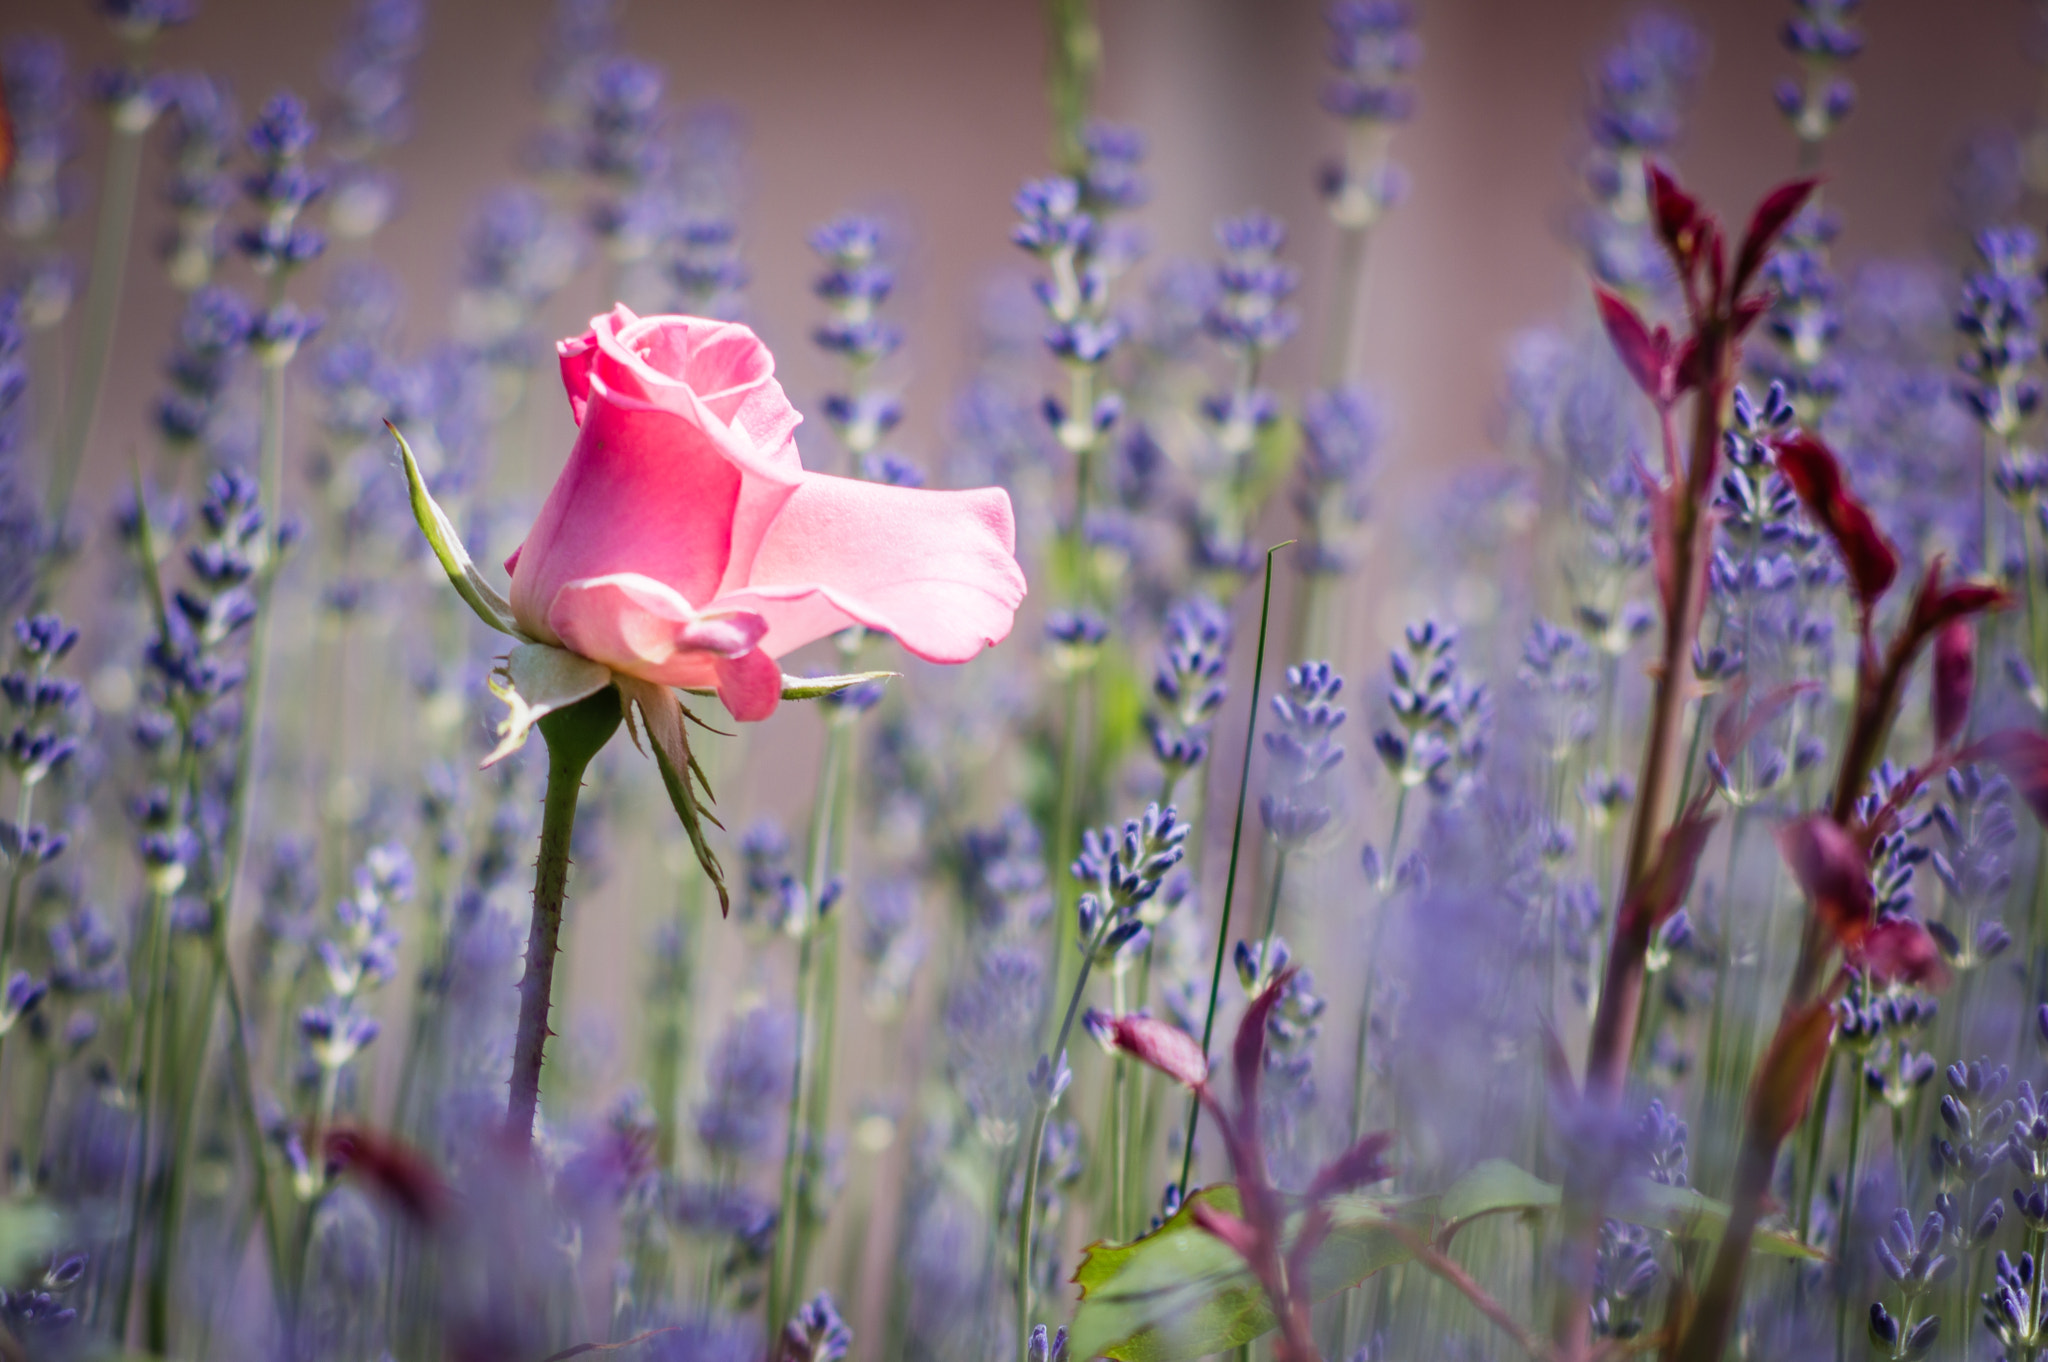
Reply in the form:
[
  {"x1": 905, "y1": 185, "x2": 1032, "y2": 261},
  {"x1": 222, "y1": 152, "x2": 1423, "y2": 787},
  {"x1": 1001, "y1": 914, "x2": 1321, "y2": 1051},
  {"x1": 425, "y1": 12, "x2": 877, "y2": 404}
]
[
  {"x1": 507, "y1": 686, "x2": 623, "y2": 1142},
  {"x1": 45, "y1": 74, "x2": 154, "y2": 554},
  {"x1": 1176, "y1": 541, "x2": 1284, "y2": 1201}
]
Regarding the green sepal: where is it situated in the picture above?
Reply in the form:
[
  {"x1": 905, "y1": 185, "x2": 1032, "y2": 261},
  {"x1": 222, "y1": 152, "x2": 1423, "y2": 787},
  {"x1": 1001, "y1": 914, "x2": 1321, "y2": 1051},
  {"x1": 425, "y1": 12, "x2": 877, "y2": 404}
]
[
  {"x1": 484, "y1": 643, "x2": 616, "y2": 768},
  {"x1": 681, "y1": 671, "x2": 900, "y2": 704},
  {"x1": 389, "y1": 419, "x2": 528, "y2": 640},
  {"x1": 618, "y1": 676, "x2": 731, "y2": 916}
]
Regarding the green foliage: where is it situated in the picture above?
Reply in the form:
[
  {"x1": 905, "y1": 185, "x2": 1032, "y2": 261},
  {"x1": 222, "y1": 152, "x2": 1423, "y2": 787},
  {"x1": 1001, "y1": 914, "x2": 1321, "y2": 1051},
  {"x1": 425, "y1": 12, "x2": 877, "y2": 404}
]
[
  {"x1": 1069, "y1": 1159, "x2": 1822, "y2": 1360},
  {"x1": 0, "y1": 1196, "x2": 60, "y2": 1285}
]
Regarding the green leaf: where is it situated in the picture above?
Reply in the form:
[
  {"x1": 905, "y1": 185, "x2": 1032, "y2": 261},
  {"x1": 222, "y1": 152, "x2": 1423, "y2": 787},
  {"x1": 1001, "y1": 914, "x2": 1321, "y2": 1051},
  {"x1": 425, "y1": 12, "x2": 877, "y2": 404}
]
[
  {"x1": 1435, "y1": 1157, "x2": 1559, "y2": 1239},
  {"x1": 0, "y1": 1196, "x2": 60, "y2": 1282},
  {"x1": 1070, "y1": 1187, "x2": 1412, "y2": 1362},
  {"x1": 1615, "y1": 1179, "x2": 1827, "y2": 1261},
  {"x1": 1239, "y1": 412, "x2": 1302, "y2": 516},
  {"x1": 390, "y1": 420, "x2": 526, "y2": 639},
  {"x1": 681, "y1": 671, "x2": 901, "y2": 703},
  {"x1": 1430, "y1": 1159, "x2": 1823, "y2": 1261},
  {"x1": 484, "y1": 644, "x2": 616, "y2": 768},
  {"x1": 1070, "y1": 1160, "x2": 1822, "y2": 1362}
]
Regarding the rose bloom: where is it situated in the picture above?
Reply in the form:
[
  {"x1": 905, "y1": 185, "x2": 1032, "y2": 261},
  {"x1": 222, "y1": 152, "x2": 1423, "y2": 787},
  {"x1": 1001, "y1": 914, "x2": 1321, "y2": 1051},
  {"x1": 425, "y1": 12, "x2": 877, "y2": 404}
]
[{"x1": 505, "y1": 305, "x2": 1027, "y2": 719}]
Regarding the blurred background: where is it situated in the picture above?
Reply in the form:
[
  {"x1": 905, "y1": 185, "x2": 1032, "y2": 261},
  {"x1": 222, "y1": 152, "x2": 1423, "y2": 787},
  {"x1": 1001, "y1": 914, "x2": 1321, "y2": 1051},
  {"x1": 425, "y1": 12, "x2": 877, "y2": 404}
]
[
  {"x1": 5, "y1": 1, "x2": 2048, "y2": 1345},
  {"x1": 15, "y1": 0, "x2": 2048, "y2": 1169},
  {"x1": 22, "y1": 0, "x2": 2045, "y2": 528}
]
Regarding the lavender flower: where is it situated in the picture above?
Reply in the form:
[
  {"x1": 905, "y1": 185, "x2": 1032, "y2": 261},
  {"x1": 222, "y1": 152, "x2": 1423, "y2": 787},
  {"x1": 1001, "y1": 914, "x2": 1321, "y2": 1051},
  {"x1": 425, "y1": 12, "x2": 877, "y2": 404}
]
[
  {"x1": 1145, "y1": 595, "x2": 1231, "y2": 782},
  {"x1": 1294, "y1": 386, "x2": 1379, "y2": 574},
  {"x1": 696, "y1": 1005, "x2": 795, "y2": 1163},
  {"x1": 1262, "y1": 661, "x2": 1345, "y2": 844},
  {"x1": 238, "y1": 93, "x2": 327, "y2": 280},
  {"x1": 1318, "y1": 2, "x2": 1418, "y2": 231},
  {"x1": 2, "y1": 36, "x2": 76, "y2": 251}
]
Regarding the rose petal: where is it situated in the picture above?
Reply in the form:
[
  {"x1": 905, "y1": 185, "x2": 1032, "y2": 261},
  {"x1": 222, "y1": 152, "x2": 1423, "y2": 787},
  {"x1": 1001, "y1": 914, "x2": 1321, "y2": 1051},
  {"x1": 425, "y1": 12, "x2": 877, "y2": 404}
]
[
  {"x1": 510, "y1": 387, "x2": 746, "y2": 641},
  {"x1": 547, "y1": 572, "x2": 766, "y2": 694},
  {"x1": 712, "y1": 645, "x2": 783, "y2": 722},
  {"x1": 717, "y1": 474, "x2": 1026, "y2": 662},
  {"x1": 678, "y1": 612, "x2": 769, "y2": 659}
]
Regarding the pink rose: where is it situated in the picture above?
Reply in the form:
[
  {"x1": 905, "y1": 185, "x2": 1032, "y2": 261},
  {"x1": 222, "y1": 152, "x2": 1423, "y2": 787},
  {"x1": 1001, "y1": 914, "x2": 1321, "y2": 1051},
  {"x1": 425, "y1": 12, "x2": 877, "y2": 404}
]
[{"x1": 505, "y1": 305, "x2": 1026, "y2": 721}]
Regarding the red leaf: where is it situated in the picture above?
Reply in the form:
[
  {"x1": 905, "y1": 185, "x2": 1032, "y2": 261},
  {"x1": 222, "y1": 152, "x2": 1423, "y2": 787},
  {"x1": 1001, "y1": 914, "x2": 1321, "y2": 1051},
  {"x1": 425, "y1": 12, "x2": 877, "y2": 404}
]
[
  {"x1": 1933, "y1": 620, "x2": 1975, "y2": 750},
  {"x1": 1771, "y1": 432, "x2": 1899, "y2": 610},
  {"x1": 1672, "y1": 333, "x2": 1704, "y2": 393},
  {"x1": 1109, "y1": 1014, "x2": 1209, "y2": 1089},
  {"x1": 1776, "y1": 815, "x2": 1874, "y2": 942},
  {"x1": 1959, "y1": 729, "x2": 2048, "y2": 825},
  {"x1": 1306, "y1": 1131, "x2": 1397, "y2": 1202},
  {"x1": 1850, "y1": 917, "x2": 1951, "y2": 990},
  {"x1": 1728, "y1": 294, "x2": 1771, "y2": 339},
  {"x1": 1594, "y1": 286, "x2": 1676, "y2": 406},
  {"x1": 1733, "y1": 177, "x2": 1820, "y2": 296},
  {"x1": 1648, "y1": 162, "x2": 1700, "y2": 258},
  {"x1": 1233, "y1": 968, "x2": 1296, "y2": 1130},
  {"x1": 1191, "y1": 1201, "x2": 1262, "y2": 1263},
  {"x1": 1619, "y1": 807, "x2": 1718, "y2": 935},
  {"x1": 323, "y1": 1127, "x2": 447, "y2": 1227},
  {"x1": 1750, "y1": 998, "x2": 1837, "y2": 1144},
  {"x1": 1904, "y1": 557, "x2": 2011, "y2": 644},
  {"x1": 1712, "y1": 679, "x2": 1821, "y2": 770}
]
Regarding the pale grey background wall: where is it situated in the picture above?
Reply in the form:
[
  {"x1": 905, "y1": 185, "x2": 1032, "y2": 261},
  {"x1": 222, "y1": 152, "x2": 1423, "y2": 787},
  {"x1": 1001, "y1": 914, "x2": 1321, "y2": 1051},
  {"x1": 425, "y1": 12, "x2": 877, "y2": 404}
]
[{"x1": 11, "y1": 0, "x2": 2041, "y2": 519}]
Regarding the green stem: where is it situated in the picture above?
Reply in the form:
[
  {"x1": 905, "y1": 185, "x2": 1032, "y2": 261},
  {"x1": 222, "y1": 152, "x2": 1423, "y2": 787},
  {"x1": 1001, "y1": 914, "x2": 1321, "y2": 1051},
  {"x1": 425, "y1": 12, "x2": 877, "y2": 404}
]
[
  {"x1": 147, "y1": 947, "x2": 224, "y2": 1351},
  {"x1": 769, "y1": 716, "x2": 852, "y2": 1335},
  {"x1": 0, "y1": 776, "x2": 38, "y2": 991},
  {"x1": 1046, "y1": 667, "x2": 1090, "y2": 1036},
  {"x1": 1016, "y1": 932, "x2": 1104, "y2": 1362},
  {"x1": 1320, "y1": 222, "x2": 1373, "y2": 389},
  {"x1": 1111, "y1": 966, "x2": 1131, "y2": 1243},
  {"x1": 220, "y1": 932, "x2": 288, "y2": 1306},
  {"x1": 1254, "y1": 846, "x2": 1291, "y2": 988},
  {"x1": 1043, "y1": 0, "x2": 1101, "y2": 176},
  {"x1": 505, "y1": 689, "x2": 622, "y2": 1142},
  {"x1": 1378, "y1": 787, "x2": 1409, "y2": 892},
  {"x1": 1796, "y1": 1047, "x2": 1837, "y2": 1247},
  {"x1": 1178, "y1": 543, "x2": 1285, "y2": 1198},
  {"x1": 114, "y1": 878, "x2": 175, "y2": 1339},
  {"x1": 47, "y1": 111, "x2": 147, "y2": 544},
  {"x1": 1834, "y1": 1078, "x2": 1868, "y2": 1362}
]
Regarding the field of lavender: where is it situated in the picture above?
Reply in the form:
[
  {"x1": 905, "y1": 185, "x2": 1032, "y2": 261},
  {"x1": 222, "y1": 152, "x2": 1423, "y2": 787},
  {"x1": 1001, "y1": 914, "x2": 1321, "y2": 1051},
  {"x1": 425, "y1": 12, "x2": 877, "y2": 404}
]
[{"x1": 6, "y1": 0, "x2": 2048, "y2": 1359}]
